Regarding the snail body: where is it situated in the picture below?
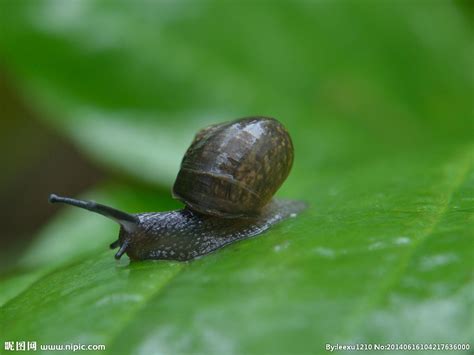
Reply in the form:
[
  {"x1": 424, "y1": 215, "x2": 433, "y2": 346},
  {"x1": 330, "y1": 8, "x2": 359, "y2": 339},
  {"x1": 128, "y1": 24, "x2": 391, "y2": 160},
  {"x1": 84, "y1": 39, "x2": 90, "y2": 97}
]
[{"x1": 49, "y1": 117, "x2": 306, "y2": 261}]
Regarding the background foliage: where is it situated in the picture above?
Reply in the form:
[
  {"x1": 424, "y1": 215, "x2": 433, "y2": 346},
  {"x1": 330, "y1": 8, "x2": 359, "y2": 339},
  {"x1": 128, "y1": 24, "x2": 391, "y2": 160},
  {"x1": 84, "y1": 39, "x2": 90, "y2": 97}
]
[{"x1": 0, "y1": 1, "x2": 473, "y2": 354}]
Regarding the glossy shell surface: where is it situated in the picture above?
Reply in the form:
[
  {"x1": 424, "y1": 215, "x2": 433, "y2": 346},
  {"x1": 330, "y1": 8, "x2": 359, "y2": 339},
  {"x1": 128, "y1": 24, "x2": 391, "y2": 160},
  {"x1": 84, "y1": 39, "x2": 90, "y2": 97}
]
[{"x1": 172, "y1": 117, "x2": 294, "y2": 218}]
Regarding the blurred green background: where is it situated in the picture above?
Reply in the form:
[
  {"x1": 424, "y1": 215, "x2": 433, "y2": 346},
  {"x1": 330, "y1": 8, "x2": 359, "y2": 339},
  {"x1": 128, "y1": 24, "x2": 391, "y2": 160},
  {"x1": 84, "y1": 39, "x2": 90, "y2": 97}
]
[{"x1": 0, "y1": 1, "x2": 472, "y2": 354}]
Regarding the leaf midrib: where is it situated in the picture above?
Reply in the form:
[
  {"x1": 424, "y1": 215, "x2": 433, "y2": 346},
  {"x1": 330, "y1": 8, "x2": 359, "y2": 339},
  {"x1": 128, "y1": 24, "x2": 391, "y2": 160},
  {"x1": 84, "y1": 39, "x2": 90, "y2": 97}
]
[{"x1": 338, "y1": 145, "x2": 473, "y2": 341}]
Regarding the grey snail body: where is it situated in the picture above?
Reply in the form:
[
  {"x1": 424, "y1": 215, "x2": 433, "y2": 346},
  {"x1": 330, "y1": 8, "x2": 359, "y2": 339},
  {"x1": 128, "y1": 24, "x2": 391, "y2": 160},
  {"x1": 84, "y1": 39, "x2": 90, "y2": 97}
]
[{"x1": 49, "y1": 117, "x2": 306, "y2": 261}]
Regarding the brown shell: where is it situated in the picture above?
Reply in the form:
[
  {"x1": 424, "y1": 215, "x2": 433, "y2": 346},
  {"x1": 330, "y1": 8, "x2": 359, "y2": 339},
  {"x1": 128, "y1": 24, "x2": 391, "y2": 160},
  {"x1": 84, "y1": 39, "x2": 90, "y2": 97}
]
[{"x1": 172, "y1": 117, "x2": 294, "y2": 218}]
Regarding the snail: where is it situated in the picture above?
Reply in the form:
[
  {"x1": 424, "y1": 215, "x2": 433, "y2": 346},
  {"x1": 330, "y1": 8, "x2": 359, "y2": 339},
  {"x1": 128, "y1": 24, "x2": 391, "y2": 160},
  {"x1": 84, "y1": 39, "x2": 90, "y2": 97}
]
[{"x1": 49, "y1": 117, "x2": 306, "y2": 261}]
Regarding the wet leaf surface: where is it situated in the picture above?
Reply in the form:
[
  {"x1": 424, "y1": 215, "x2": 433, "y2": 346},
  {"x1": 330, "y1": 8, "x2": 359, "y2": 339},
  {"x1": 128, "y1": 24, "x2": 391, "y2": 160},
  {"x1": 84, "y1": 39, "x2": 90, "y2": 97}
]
[{"x1": 0, "y1": 1, "x2": 472, "y2": 354}]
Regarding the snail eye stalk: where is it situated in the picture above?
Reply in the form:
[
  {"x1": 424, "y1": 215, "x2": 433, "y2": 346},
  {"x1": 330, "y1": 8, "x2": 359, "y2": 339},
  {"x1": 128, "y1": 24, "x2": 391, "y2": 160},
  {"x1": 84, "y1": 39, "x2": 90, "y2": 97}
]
[{"x1": 48, "y1": 194, "x2": 139, "y2": 233}]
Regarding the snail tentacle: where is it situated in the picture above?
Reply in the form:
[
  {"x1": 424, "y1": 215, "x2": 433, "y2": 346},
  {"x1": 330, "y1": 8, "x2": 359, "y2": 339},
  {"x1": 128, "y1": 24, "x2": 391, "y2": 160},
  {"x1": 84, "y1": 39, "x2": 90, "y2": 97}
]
[
  {"x1": 114, "y1": 240, "x2": 129, "y2": 260},
  {"x1": 49, "y1": 194, "x2": 139, "y2": 233}
]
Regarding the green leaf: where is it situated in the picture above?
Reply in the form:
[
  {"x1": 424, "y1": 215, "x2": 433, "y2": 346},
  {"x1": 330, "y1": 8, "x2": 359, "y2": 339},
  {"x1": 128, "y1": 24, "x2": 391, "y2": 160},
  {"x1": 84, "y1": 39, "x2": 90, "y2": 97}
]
[
  {"x1": 1, "y1": 147, "x2": 473, "y2": 353},
  {"x1": 0, "y1": 1, "x2": 473, "y2": 354},
  {"x1": 0, "y1": 184, "x2": 181, "y2": 307},
  {"x1": 0, "y1": 1, "x2": 472, "y2": 185}
]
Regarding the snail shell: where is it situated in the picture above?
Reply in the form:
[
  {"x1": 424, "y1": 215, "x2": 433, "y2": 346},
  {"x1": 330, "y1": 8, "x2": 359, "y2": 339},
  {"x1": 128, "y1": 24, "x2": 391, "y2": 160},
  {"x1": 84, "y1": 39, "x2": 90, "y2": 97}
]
[{"x1": 173, "y1": 117, "x2": 294, "y2": 218}]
